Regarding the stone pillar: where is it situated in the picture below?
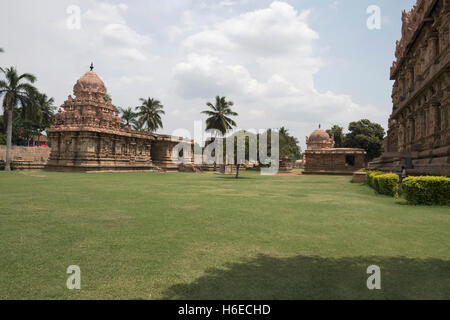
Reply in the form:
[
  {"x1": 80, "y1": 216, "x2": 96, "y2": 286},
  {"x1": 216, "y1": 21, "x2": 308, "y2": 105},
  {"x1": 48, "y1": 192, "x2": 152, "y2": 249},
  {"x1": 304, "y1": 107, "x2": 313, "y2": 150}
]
[
  {"x1": 432, "y1": 102, "x2": 442, "y2": 134},
  {"x1": 428, "y1": 31, "x2": 438, "y2": 64},
  {"x1": 398, "y1": 122, "x2": 405, "y2": 152},
  {"x1": 422, "y1": 107, "x2": 428, "y2": 138},
  {"x1": 408, "y1": 63, "x2": 415, "y2": 92},
  {"x1": 405, "y1": 118, "x2": 411, "y2": 148}
]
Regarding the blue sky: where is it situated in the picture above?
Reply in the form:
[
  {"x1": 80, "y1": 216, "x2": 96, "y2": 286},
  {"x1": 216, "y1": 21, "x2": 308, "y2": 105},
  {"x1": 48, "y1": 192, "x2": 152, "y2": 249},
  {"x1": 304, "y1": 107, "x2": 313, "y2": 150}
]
[{"x1": 0, "y1": 0, "x2": 417, "y2": 149}]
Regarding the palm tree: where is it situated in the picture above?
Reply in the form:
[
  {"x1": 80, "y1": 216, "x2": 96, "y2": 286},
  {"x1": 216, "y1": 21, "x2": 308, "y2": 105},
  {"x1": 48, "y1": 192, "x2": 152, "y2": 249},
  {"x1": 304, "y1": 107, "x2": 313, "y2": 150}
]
[
  {"x1": 201, "y1": 96, "x2": 238, "y2": 172},
  {"x1": 0, "y1": 67, "x2": 37, "y2": 170},
  {"x1": 118, "y1": 107, "x2": 137, "y2": 128},
  {"x1": 279, "y1": 126, "x2": 289, "y2": 136},
  {"x1": 137, "y1": 98, "x2": 165, "y2": 132},
  {"x1": 131, "y1": 118, "x2": 145, "y2": 131},
  {"x1": 202, "y1": 96, "x2": 238, "y2": 135},
  {"x1": 34, "y1": 93, "x2": 55, "y2": 145}
]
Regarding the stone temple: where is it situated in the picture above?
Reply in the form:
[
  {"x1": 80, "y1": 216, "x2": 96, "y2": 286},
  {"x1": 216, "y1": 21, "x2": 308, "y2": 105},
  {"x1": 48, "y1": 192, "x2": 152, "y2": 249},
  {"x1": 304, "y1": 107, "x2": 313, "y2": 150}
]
[
  {"x1": 46, "y1": 68, "x2": 193, "y2": 172},
  {"x1": 303, "y1": 126, "x2": 366, "y2": 175},
  {"x1": 370, "y1": 0, "x2": 449, "y2": 176}
]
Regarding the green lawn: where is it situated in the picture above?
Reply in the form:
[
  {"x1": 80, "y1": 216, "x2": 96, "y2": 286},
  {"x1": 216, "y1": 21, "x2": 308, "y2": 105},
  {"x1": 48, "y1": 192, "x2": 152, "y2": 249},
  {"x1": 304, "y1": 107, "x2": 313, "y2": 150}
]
[{"x1": 0, "y1": 170, "x2": 448, "y2": 300}]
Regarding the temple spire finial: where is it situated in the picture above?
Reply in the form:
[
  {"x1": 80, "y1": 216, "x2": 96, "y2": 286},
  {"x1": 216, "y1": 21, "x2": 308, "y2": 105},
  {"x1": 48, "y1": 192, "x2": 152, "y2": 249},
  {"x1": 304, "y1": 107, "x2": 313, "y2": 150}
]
[{"x1": 90, "y1": 62, "x2": 94, "y2": 71}]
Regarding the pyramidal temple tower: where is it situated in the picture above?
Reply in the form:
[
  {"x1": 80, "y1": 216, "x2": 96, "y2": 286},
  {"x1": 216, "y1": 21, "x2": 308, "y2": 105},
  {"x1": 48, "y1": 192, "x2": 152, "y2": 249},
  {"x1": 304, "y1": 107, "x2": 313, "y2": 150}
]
[{"x1": 46, "y1": 67, "x2": 193, "y2": 172}]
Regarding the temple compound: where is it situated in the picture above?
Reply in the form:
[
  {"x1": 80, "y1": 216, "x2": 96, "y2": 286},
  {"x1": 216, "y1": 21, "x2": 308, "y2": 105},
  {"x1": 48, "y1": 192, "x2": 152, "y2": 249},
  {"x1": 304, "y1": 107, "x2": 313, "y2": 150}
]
[
  {"x1": 304, "y1": 127, "x2": 366, "y2": 175},
  {"x1": 46, "y1": 68, "x2": 193, "y2": 172},
  {"x1": 370, "y1": 0, "x2": 449, "y2": 176}
]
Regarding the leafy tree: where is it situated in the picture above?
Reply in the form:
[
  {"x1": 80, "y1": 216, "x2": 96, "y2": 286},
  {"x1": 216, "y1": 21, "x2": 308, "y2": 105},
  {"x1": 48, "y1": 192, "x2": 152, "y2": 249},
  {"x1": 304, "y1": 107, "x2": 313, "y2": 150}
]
[
  {"x1": 137, "y1": 98, "x2": 165, "y2": 132},
  {"x1": 202, "y1": 96, "x2": 238, "y2": 136},
  {"x1": 0, "y1": 67, "x2": 37, "y2": 170},
  {"x1": 279, "y1": 126, "x2": 301, "y2": 160},
  {"x1": 344, "y1": 119, "x2": 385, "y2": 161},
  {"x1": 118, "y1": 107, "x2": 137, "y2": 128},
  {"x1": 326, "y1": 125, "x2": 345, "y2": 148},
  {"x1": 33, "y1": 93, "x2": 55, "y2": 145}
]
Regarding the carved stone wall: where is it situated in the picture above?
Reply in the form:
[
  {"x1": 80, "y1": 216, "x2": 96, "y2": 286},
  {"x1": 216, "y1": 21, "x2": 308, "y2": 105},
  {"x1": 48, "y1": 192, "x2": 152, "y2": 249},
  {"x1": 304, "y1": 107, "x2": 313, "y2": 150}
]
[
  {"x1": 304, "y1": 149, "x2": 366, "y2": 175},
  {"x1": 371, "y1": 0, "x2": 450, "y2": 176},
  {"x1": 304, "y1": 127, "x2": 366, "y2": 175}
]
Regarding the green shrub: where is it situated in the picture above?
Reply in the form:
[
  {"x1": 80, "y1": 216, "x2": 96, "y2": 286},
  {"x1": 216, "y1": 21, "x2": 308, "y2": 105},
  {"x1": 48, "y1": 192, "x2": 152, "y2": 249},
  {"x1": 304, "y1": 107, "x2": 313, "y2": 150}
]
[
  {"x1": 366, "y1": 171, "x2": 384, "y2": 188},
  {"x1": 374, "y1": 173, "x2": 399, "y2": 198},
  {"x1": 366, "y1": 171, "x2": 399, "y2": 197},
  {"x1": 402, "y1": 176, "x2": 450, "y2": 206}
]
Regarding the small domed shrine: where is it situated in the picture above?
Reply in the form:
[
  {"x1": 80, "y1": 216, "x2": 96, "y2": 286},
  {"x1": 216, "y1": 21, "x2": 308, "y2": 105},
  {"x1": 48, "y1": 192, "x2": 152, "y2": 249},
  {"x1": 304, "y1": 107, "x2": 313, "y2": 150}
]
[
  {"x1": 306, "y1": 126, "x2": 334, "y2": 150},
  {"x1": 46, "y1": 67, "x2": 193, "y2": 172},
  {"x1": 304, "y1": 125, "x2": 366, "y2": 175}
]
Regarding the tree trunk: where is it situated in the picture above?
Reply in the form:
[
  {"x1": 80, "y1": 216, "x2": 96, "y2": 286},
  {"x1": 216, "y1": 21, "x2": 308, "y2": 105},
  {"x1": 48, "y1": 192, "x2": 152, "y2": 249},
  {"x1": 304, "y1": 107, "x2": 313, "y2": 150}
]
[
  {"x1": 5, "y1": 109, "x2": 13, "y2": 171},
  {"x1": 235, "y1": 164, "x2": 240, "y2": 179}
]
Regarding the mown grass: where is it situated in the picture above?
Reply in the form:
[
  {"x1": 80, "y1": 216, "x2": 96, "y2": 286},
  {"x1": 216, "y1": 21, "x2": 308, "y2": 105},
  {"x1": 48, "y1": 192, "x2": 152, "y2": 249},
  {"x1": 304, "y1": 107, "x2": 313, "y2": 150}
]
[{"x1": 0, "y1": 170, "x2": 448, "y2": 300}]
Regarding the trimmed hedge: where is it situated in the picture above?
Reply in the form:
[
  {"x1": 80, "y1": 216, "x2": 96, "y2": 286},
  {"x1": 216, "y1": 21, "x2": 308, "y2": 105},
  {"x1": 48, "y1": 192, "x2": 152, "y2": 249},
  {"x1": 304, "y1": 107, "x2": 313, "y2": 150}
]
[
  {"x1": 366, "y1": 171, "x2": 399, "y2": 197},
  {"x1": 374, "y1": 173, "x2": 399, "y2": 197},
  {"x1": 402, "y1": 176, "x2": 450, "y2": 206},
  {"x1": 366, "y1": 171, "x2": 384, "y2": 189}
]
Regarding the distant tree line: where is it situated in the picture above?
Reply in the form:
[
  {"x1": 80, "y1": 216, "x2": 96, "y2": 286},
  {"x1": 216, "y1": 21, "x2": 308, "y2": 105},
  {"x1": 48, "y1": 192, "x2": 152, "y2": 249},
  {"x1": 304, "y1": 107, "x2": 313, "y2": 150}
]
[{"x1": 326, "y1": 119, "x2": 385, "y2": 162}]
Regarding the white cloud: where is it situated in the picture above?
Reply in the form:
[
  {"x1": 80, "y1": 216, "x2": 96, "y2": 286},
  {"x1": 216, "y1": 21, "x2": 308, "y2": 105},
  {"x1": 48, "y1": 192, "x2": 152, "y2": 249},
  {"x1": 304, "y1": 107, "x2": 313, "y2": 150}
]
[
  {"x1": 220, "y1": 1, "x2": 234, "y2": 7},
  {"x1": 173, "y1": 1, "x2": 385, "y2": 148},
  {"x1": 183, "y1": 2, "x2": 318, "y2": 58},
  {"x1": 83, "y1": 3, "x2": 152, "y2": 61},
  {"x1": 330, "y1": 1, "x2": 341, "y2": 10},
  {"x1": 0, "y1": 0, "x2": 387, "y2": 148}
]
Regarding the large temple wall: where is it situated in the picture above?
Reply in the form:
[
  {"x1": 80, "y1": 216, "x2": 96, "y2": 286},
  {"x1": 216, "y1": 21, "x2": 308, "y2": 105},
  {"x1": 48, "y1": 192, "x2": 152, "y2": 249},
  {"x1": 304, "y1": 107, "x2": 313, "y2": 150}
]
[{"x1": 371, "y1": 0, "x2": 450, "y2": 176}]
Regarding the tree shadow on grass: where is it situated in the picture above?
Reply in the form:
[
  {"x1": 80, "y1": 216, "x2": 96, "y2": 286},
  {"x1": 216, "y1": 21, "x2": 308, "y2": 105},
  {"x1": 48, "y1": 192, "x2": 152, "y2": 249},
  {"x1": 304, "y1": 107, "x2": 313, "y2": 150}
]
[{"x1": 162, "y1": 254, "x2": 449, "y2": 300}]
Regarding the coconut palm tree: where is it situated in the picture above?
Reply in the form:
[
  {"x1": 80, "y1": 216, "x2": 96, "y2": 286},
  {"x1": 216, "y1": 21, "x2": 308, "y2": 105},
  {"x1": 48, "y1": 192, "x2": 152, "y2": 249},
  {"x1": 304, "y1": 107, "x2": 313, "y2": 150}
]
[
  {"x1": 0, "y1": 67, "x2": 37, "y2": 170},
  {"x1": 131, "y1": 118, "x2": 145, "y2": 132},
  {"x1": 201, "y1": 96, "x2": 238, "y2": 172},
  {"x1": 202, "y1": 96, "x2": 238, "y2": 135},
  {"x1": 34, "y1": 93, "x2": 55, "y2": 145},
  {"x1": 118, "y1": 107, "x2": 137, "y2": 128},
  {"x1": 137, "y1": 98, "x2": 165, "y2": 132}
]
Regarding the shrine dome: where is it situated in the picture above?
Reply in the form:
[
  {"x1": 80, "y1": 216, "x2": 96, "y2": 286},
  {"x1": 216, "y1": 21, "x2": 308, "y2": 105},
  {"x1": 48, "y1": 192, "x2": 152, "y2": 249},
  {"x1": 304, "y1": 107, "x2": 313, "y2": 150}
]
[
  {"x1": 309, "y1": 127, "x2": 331, "y2": 142},
  {"x1": 73, "y1": 70, "x2": 107, "y2": 96},
  {"x1": 306, "y1": 126, "x2": 334, "y2": 150}
]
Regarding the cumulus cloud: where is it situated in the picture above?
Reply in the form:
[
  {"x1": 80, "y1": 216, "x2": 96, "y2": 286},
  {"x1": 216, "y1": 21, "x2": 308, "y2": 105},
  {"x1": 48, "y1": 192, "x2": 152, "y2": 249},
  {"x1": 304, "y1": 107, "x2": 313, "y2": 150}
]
[
  {"x1": 0, "y1": 0, "x2": 386, "y2": 147},
  {"x1": 83, "y1": 3, "x2": 152, "y2": 61},
  {"x1": 173, "y1": 1, "x2": 385, "y2": 147}
]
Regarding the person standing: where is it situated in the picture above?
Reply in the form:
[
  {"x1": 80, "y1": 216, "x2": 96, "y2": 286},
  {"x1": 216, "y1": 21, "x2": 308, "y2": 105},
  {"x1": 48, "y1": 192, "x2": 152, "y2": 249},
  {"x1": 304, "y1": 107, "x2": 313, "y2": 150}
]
[{"x1": 401, "y1": 166, "x2": 407, "y2": 180}]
